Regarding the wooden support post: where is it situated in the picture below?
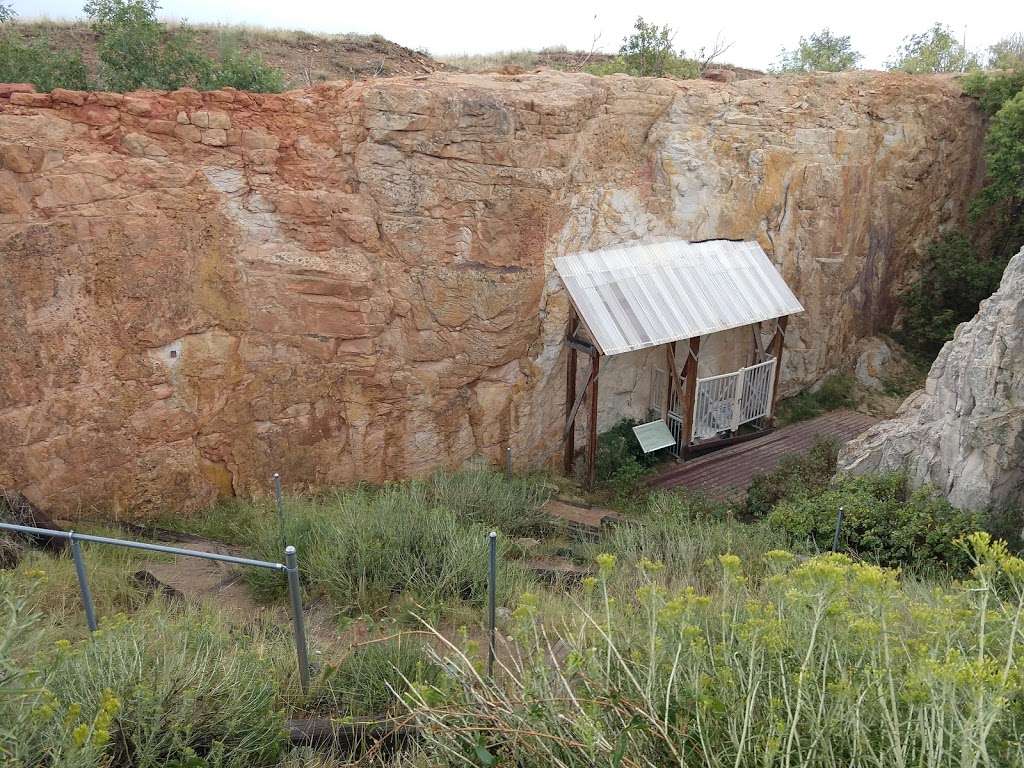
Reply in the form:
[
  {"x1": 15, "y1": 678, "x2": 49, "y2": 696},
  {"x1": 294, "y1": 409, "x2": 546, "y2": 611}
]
[
  {"x1": 768, "y1": 315, "x2": 788, "y2": 426},
  {"x1": 563, "y1": 311, "x2": 579, "y2": 475},
  {"x1": 664, "y1": 341, "x2": 676, "y2": 417},
  {"x1": 681, "y1": 337, "x2": 701, "y2": 459},
  {"x1": 585, "y1": 352, "x2": 600, "y2": 490},
  {"x1": 751, "y1": 322, "x2": 767, "y2": 364}
]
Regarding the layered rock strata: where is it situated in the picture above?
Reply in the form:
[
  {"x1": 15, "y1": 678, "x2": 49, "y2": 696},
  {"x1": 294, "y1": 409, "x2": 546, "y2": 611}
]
[{"x1": 0, "y1": 71, "x2": 984, "y2": 514}]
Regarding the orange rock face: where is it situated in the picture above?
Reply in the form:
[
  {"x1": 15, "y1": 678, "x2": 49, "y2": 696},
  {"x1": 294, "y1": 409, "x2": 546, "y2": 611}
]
[{"x1": 0, "y1": 71, "x2": 984, "y2": 517}]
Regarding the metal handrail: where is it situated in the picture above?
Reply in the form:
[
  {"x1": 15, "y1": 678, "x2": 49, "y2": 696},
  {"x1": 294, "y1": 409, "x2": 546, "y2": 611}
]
[
  {"x1": 0, "y1": 523, "x2": 286, "y2": 571},
  {"x1": 0, "y1": 521, "x2": 311, "y2": 693}
]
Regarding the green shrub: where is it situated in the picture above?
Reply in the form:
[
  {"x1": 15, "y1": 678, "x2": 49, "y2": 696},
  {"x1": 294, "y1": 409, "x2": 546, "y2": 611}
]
[
  {"x1": 412, "y1": 538, "x2": 1024, "y2": 767},
  {"x1": 203, "y1": 42, "x2": 284, "y2": 92},
  {"x1": 899, "y1": 65, "x2": 1023, "y2": 361},
  {"x1": 767, "y1": 472, "x2": 981, "y2": 573},
  {"x1": 3, "y1": 598, "x2": 287, "y2": 768},
  {"x1": 745, "y1": 438, "x2": 839, "y2": 518},
  {"x1": 974, "y1": 88, "x2": 1024, "y2": 215},
  {"x1": 594, "y1": 417, "x2": 661, "y2": 482},
  {"x1": 586, "y1": 16, "x2": 698, "y2": 79},
  {"x1": 310, "y1": 637, "x2": 438, "y2": 717},
  {"x1": 988, "y1": 34, "x2": 1024, "y2": 70},
  {"x1": 83, "y1": 0, "x2": 283, "y2": 92},
  {"x1": 0, "y1": 34, "x2": 91, "y2": 91},
  {"x1": 963, "y1": 68, "x2": 1024, "y2": 117},
  {"x1": 245, "y1": 471, "x2": 539, "y2": 613},
  {"x1": 887, "y1": 22, "x2": 981, "y2": 73},
  {"x1": 774, "y1": 373, "x2": 854, "y2": 425},
  {"x1": 771, "y1": 28, "x2": 862, "y2": 73},
  {"x1": 899, "y1": 231, "x2": 1009, "y2": 358},
  {"x1": 426, "y1": 469, "x2": 556, "y2": 538}
]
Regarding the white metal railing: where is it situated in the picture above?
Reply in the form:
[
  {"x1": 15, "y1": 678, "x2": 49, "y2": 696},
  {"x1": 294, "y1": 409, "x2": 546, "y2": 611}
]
[
  {"x1": 691, "y1": 358, "x2": 776, "y2": 441},
  {"x1": 651, "y1": 357, "x2": 776, "y2": 450}
]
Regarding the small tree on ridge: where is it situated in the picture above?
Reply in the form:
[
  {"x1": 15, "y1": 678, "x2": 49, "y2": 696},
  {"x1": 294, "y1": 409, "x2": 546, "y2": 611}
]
[{"x1": 772, "y1": 28, "x2": 862, "y2": 73}]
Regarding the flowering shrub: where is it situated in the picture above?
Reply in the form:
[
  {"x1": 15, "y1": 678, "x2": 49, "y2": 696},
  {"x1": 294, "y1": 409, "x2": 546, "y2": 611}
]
[{"x1": 409, "y1": 537, "x2": 1024, "y2": 767}]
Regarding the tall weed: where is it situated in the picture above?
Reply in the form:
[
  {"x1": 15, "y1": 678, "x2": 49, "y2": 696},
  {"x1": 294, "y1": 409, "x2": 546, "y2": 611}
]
[{"x1": 410, "y1": 536, "x2": 1024, "y2": 767}]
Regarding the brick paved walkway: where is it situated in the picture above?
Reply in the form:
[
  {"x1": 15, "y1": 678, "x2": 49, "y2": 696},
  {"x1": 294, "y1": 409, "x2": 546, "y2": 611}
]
[{"x1": 648, "y1": 410, "x2": 878, "y2": 498}]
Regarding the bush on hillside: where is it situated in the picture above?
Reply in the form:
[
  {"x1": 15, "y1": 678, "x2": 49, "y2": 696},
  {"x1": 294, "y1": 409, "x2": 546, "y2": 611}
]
[
  {"x1": 206, "y1": 41, "x2": 285, "y2": 92},
  {"x1": 899, "y1": 231, "x2": 1009, "y2": 358},
  {"x1": 887, "y1": 22, "x2": 981, "y2": 73},
  {"x1": 2, "y1": 590, "x2": 287, "y2": 768},
  {"x1": 745, "y1": 437, "x2": 839, "y2": 518},
  {"x1": 587, "y1": 16, "x2": 699, "y2": 79},
  {"x1": 988, "y1": 34, "x2": 1024, "y2": 70},
  {"x1": 76, "y1": 0, "x2": 284, "y2": 92},
  {"x1": 0, "y1": 34, "x2": 91, "y2": 91},
  {"x1": 899, "y1": 70, "x2": 1023, "y2": 360},
  {"x1": 974, "y1": 88, "x2": 1024, "y2": 215},
  {"x1": 767, "y1": 472, "x2": 980, "y2": 573},
  {"x1": 771, "y1": 27, "x2": 862, "y2": 73},
  {"x1": 245, "y1": 470, "x2": 541, "y2": 613}
]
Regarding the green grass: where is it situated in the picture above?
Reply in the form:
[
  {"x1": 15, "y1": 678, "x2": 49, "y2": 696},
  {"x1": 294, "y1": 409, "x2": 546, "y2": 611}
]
[
  {"x1": 245, "y1": 482, "x2": 538, "y2": 616},
  {"x1": 592, "y1": 489, "x2": 796, "y2": 593},
  {"x1": 6, "y1": 463, "x2": 1015, "y2": 767},
  {"x1": 775, "y1": 373, "x2": 855, "y2": 425},
  {"x1": 410, "y1": 535, "x2": 1024, "y2": 767},
  {"x1": 1, "y1": 584, "x2": 291, "y2": 767},
  {"x1": 174, "y1": 469, "x2": 557, "y2": 616},
  {"x1": 308, "y1": 636, "x2": 440, "y2": 717}
]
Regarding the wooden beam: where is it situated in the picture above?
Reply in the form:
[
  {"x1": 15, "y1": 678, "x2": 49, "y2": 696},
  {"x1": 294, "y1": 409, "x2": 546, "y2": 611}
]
[
  {"x1": 563, "y1": 310, "x2": 579, "y2": 475},
  {"x1": 752, "y1": 322, "x2": 767, "y2": 364},
  {"x1": 768, "y1": 315, "x2": 788, "y2": 426},
  {"x1": 585, "y1": 351, "x2": 600, "y2": 490},
  {"x1": 663, "y1": 341, "x2": 676, "y2": 417},
  {"x1": 681, "y1": 336, "x2": 701, "y2": 459},
  {"x1": 567, "y1": 337, "x2": 598, "y2": 356}
]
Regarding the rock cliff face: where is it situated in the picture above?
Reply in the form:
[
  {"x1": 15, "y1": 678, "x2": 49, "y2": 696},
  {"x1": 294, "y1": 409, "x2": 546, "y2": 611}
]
[
  {"x1": 0, "y1": 71, "x2": 985, "y2": 516},
  {"x1": 838, "y1": 248, "x2": 1024, "y2": 512}
]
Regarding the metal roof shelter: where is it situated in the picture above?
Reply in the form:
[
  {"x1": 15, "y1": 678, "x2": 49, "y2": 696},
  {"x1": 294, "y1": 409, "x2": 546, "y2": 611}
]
[
  {"x1": 557, "y1": 239, "x2": 804, "y2": 488},
  {"x1": 555, "y1": 240, "x2": 804, "y2": 356}
]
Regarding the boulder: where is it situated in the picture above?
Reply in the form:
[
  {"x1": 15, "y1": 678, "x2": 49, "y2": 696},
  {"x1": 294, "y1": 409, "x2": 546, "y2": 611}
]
[
  {"x1": 0, "y1": 490, "x2": 68, "y2": 563},
  {"x1": 853, "y1": 337, "x2": 894, "y2": 391},
  {"x1": 838, "y1": 247, "x2": 1024, "y2": 512}
]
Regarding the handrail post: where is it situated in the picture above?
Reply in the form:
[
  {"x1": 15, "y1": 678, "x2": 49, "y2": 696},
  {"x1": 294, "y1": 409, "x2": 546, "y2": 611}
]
[
  {"x1": 285, "y1": 546, "x2": 310, "y2": 694},
  {"x1": 69, "y1": 532, "x2": 98, "y2": 632},
  {"x1": 832, "y1": 506, "x2": 845, "y2": 552},
  {"x1": 487, "y1": 531, "x2": 497, "y2": 676}
]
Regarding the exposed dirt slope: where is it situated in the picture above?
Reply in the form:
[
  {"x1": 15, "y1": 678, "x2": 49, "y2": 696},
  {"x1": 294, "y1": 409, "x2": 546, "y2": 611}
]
[{"x1": 9, "y1": 21, "x2": 444, "y2": 86}]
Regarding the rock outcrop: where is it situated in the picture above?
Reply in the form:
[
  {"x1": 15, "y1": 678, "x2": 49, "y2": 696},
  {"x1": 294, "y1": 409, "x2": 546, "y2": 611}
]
[
  {"x1": 838, "y1": 248, "x2": 1024, "y2": 511},
  {"x1": 0, "y1": 71, "x2": 985, "y2": 516}
]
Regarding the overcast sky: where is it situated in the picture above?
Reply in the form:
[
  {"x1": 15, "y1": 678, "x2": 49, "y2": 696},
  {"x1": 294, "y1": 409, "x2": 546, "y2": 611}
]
[{"x1": 14, "y1": 0, "x2": 1023, "y2": 71}]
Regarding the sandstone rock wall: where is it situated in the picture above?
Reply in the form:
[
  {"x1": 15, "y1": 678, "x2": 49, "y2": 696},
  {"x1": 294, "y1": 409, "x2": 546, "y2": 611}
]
[
  {"x1": 0, "y1": 72, "x2": 985, "y2": 516},
  {"x1": 838, "y1": 247, "x2": 1024, "y2": 512}
]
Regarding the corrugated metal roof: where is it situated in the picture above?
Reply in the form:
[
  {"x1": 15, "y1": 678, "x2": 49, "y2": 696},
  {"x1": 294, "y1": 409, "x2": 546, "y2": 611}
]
[{"x1": 555, "y1": 239, "x2": 804, "y2": 356}]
